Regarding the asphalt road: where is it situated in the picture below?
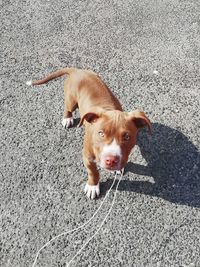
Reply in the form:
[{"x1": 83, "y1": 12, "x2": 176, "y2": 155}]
[{"x1": 1, "y1": 0, "x2": 200, "y2": 266}]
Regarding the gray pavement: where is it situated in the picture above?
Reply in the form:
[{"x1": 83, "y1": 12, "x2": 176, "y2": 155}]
[{"x1": 1, "y1": 0, "x2": 200, "y2": 266}]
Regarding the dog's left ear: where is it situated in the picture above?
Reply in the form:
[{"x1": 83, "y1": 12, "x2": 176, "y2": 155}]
[
  {"x1": 128, "y1": 110, "x2": 152, "y2": 134},
  {"x1": 79, "y1": 112, "x2": 100, "y2": 126}
]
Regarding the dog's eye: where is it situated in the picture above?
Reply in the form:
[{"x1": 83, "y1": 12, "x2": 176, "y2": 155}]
[
  {"x1": 98, "y1": 130, "x2": 105, "y2": 137},
  {"x1": 124, "y1": 133, "x2": 130, "y2": 141}
]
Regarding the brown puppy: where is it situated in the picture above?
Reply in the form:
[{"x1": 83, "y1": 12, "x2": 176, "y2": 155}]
[{"x1": 27, "y1": 68, "x2": 151, "y2": 199}]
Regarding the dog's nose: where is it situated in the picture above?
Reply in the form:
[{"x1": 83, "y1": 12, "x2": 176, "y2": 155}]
[{"x1": 105, "y1": 155, "x2": 120, "y2": 168}]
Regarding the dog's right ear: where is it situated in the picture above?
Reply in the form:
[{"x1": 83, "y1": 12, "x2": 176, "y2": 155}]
[
  {"x1": 78, "y1": 112, "x2": 100, "y2": 127},
  {"x1": 128, "y1": 110, "x2": 152, "y2": 134}
]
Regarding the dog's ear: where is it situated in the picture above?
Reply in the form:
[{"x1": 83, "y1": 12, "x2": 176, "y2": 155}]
[
  {"x1": 78, "y1": 112, "x2": 100, "y2": 126},
  {"x1": 128, "y1": 110, "x2": 152, "y2": 134}
]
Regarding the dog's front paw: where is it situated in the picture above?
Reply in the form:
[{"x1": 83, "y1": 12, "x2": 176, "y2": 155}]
[
  {"x1": 84, "y1": 183, "x2": 100, "y2": 199},
  {"x1": 62, "y1": 117, "x2": 74, "y2": 128}
]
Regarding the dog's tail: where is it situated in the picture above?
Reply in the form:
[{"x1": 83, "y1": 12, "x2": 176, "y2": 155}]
[{"x1": 26, "y1": 67, "x2": 76, "y2": 86}]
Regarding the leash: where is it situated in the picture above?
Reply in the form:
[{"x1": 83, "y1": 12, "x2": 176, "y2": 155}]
[{"x1": 32, "y1": 169, "x2": 124, "y2": 267}]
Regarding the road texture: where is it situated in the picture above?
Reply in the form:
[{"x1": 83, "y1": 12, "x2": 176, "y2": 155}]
[{"x1": 1, "y1": 0, "x2": 200, "y2": 266}]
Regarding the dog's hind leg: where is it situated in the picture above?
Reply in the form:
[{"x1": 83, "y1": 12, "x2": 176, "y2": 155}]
[{"x1": 62, "y1": 80, "x2": 78, "y2": 128}]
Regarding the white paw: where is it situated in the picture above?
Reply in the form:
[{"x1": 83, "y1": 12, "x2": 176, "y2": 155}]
[
  {"x1": 84, "y1": 183, "x2": 100, "y2": 199},
  {"x1": 62, "y1": 117, "x2": 74, "y2": 128}
]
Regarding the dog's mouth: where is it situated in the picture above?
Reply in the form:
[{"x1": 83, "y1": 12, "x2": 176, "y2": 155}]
[{"x1": 104, "y1": 165, "x2": 122, "y2": 171}]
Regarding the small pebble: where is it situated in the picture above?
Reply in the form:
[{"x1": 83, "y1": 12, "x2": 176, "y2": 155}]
[{"x1": 153, "y1": 70, "x2": 159, "y2": 75}]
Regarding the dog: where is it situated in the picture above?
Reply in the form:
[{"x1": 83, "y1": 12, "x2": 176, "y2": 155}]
[{"x1": 26, "y1": 68, "x2": 151, "y2": 199}]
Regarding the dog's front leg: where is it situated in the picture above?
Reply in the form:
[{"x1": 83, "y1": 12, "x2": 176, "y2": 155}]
[{"x1": 83, "y1": 153, "x2": 100, "y2": 199}]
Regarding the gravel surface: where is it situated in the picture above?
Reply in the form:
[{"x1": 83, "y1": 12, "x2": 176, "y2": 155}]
[{"x1": 1, "y1": 0, "x2": 200, "y2": 266}]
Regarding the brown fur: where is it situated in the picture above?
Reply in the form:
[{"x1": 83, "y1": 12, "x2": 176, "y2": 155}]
[{"x1": 30, "y1": 67, "x2": 152, "y2": 198}]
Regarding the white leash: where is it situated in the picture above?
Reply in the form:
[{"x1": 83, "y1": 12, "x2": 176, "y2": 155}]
[
  {"x1": 32, "y1": 170, "x2": 124, "y2": 267},
  {"x1": 66, "y1": 169, "x2": 124, "y2": 266}
]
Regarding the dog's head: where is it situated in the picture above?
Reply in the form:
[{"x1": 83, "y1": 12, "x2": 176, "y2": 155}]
[{"x1": 80, "y1": 109, "x2": 152, "y2": 171}]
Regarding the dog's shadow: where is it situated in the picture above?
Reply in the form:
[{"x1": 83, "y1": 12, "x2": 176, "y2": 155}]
[{"x1": 102, "y1": 123, "x2": 200, "y2": 208}]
